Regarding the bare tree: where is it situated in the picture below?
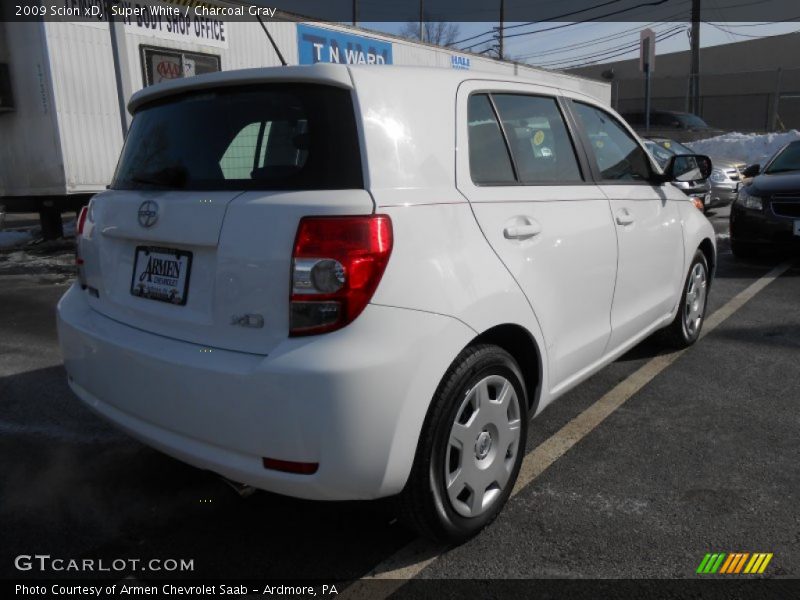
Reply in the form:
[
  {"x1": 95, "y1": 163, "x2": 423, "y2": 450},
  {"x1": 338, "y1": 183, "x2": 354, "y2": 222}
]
[{"x1": 399, "y1": 21, "x2": 461, "y2": 47}]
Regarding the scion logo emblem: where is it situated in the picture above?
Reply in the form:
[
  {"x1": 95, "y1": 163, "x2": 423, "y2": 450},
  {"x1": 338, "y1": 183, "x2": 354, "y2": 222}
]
[{"x1": 138, "y1": 201, "x2": 159, "y2": 228}]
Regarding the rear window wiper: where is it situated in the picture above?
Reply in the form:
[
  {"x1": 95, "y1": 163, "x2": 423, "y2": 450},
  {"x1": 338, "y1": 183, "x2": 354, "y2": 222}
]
[{"x1": 128, "y1": 167, "x2": 188, "y2": 189}]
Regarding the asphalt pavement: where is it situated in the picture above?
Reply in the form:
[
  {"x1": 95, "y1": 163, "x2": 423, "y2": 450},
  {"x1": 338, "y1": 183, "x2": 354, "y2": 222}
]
[{"x1": 1, "y1": 206, "x2": 798, "y2": 591}]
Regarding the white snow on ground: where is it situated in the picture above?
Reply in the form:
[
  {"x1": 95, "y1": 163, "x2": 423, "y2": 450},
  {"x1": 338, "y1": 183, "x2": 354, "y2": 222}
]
[
  {"x1": 0, "y1": 230, "x2": 34, "y2": 249},
  {"x1": 686, "y1": 130, "x2": 800, "y2": 165},
  {"x1": 0, "y1": 217, "x2": 75, "y2": 249}
]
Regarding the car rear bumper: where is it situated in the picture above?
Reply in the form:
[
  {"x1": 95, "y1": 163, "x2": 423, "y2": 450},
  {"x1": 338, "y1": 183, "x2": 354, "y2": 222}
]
[{"x1": 57, "y1": 284, "x2": 474, "y2": 500}]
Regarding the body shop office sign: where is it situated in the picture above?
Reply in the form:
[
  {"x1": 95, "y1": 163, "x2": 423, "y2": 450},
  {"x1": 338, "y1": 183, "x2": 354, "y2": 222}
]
[{"x1": 297, "y1": 24, "x2": 392, "y2": 65}]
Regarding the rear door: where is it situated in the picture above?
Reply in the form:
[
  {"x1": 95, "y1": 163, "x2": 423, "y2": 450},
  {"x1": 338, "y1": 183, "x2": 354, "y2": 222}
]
[
  {"x1": 456, "y1": 81, "x2": 619, "y2": 390},
  {"x1": 567, "y1": 100, "x2": 685, "y2": 351},
  {"x1": 79, "y1": 82, "x2": 370, "y2": 355}
]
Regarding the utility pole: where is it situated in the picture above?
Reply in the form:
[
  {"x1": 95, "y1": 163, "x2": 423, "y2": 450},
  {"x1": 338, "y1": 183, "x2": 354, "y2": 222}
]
[
  {"x1": 352, "y1": 0, "x2": 357, "y2": 26},
  {"x1": 690, "y1": 0, "x2": 701, "y2": 115},
  {"x1": 419, "y1": 0, "x2": 424, "y2": 43},
  {"x1": 106, "y1": 0, "x2": 129, "y2": 139},
  {"x1": 498, "y1": 0, "x2": 505, "y2": 60}
]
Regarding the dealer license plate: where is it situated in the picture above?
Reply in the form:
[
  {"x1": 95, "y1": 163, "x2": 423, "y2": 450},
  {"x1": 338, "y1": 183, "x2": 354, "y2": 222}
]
[{"x1": 130, "y1": 246, "x2": 192, "y2": 305}]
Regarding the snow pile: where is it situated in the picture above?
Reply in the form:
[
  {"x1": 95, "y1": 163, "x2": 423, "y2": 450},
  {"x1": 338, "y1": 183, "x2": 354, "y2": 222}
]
[
  {"x1": 686, "y1": 130, "x2": 800, "y2": 166},
  {"x1": 0, "y1": 230, "x2": 34, "y2": 249},
  {"x1": 0, "y1": 245, "x2": 76, "y2": 277}
]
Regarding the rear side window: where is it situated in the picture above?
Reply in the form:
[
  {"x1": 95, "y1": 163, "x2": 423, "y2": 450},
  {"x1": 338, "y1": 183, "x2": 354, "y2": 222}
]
[
  {"x1": 492, "y1": 94, "x2": 582, "y2": 184},
  {"x1": 113, "y1": 84, "x2": 362, "y2": 191},
  {"x1": 571, "y1": 102, "x2": 652, "y2": 182},
  {"x1": 467, "y1": 94, "x2": 516, "y2": 185}
]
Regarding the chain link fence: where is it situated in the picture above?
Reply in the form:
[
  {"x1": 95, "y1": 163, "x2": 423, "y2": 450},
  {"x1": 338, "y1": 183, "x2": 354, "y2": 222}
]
[{"x1": 610, "y1": 67, "x2": 800, "y2": 133}]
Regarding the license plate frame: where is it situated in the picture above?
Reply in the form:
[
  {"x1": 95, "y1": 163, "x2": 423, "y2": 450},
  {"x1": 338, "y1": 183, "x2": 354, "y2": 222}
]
[{"x1": 130, "y1": 246, "x2": 193, "y2": 306}]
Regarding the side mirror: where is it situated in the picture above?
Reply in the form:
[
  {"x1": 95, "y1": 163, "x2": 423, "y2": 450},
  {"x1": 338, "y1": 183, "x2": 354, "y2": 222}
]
[
  {"x1": 663, "y1": 154, "x2": 712, "y2": 182},
  {"x1": 742, "y1": 164, "x2": 760, "y2": 178}
]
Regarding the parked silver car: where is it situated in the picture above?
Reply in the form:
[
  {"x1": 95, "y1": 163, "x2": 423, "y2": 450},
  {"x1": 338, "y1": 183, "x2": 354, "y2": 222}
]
[{"x1": 708, "y1": 156, "x2": 748, "y2": 206}]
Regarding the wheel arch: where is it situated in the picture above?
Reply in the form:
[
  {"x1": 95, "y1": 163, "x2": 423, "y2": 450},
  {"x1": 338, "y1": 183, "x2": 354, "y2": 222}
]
[
  {"x1": 469, "y1": 324, "x2": 543, "y2": 415},
  {"x1": 698, "y1": 237, "x2": 716, "y2": 281}
]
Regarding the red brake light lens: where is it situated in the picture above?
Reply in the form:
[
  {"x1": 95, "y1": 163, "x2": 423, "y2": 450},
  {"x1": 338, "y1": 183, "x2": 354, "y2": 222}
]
[
  {"x1": 76, "y1": 205, "x2": 89, "y2": 237},
  {"x1": 290, "y1": 215, "x2": 393, "y2": 336}
]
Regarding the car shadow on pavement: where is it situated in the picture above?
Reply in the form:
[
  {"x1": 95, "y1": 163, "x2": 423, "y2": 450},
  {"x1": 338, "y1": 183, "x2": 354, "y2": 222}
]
[{"x1": 0, "y1": 366, "x2": 414, "y2": 581}]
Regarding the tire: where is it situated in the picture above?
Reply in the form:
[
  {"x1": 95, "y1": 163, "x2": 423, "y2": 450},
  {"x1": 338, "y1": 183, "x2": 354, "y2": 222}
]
[
  {"x1": 662, "y1": 250, "x2": 709, "y2": 349},
  {"x1": 731, "y1": 239, "x2": 759, "y2": 259},
  {"x1": 399, "y1": 344, "x2": 528, "y2": 544}
]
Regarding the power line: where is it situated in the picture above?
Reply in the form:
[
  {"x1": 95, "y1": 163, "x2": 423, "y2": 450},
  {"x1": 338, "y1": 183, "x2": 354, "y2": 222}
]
[
  {"x1": 452, "y1": 0, "x2": 629, "y2": 45},
  {"x1": 514, "y1": 15, "x2": 686, "y2": 60},
  {"x1": 456, "y1": 0, "x2": 685, "y2": 51},
  {"x1": 705, "y1": 22, "x2": 800, "y2": 38},
  {"x1": 536, "y1": 28, "x2": 686, "y2": 70},
  {"x1": 503, "y1": 0, "x2": 678, "y2": 42},
  {"x1": 706, "y1": 20, "x2": 799, "y2": 27},
  {"x1": 532, "y1": 26, "x2": 685, "y2": 68}
]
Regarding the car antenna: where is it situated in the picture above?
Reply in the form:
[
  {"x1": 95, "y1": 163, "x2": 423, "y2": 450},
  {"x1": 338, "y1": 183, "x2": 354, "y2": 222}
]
[{"x1": 256, "y1": 15, "x2": 287, "y2": 66}]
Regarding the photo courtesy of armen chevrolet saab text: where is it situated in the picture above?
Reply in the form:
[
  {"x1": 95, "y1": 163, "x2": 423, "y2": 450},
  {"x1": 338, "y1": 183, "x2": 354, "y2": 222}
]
[{"x1": 57, "y1": 62, "x2": 716, "y2": 543}]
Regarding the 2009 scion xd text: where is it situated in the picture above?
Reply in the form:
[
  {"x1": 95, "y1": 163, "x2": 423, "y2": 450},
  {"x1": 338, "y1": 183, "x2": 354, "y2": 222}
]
[{"x1": 58, "y1": 64, "x2": 715, "y2": 542}]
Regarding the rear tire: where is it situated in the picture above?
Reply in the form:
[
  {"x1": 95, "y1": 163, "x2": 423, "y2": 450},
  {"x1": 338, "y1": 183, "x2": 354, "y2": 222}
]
[
  {"x1": 662, "y1": 250, "x2": 709, "y2": 349},
  {"x1": 399, "y1": 344, "x2": 528, "y2": 544}
]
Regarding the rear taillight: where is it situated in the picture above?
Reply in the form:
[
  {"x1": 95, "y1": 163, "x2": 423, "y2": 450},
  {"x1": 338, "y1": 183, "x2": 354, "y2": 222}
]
[
  {"x1": 76, "y1": 205, "x2": 89, "y2": 286},
  {"x1": 290, "y1": 215, "x2": 393, "y2": 336},
  {"x1": 76, "y1": 205, "x2": 89, "y2": 237}
]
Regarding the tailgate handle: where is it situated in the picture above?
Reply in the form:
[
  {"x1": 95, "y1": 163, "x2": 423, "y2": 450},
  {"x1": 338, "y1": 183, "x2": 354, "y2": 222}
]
[{"x1": 503, "y1": 222, "x2": 541, "y2": 240}]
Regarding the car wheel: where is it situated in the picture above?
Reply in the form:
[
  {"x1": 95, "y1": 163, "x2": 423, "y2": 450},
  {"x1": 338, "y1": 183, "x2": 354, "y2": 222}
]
[
  {"x1": 731, "y1": 239, "x2": 759, "y2": 259},
  {"x1": 662, "y1": 249, "x2": 709, "y2": 348},
  {"x1": 399, "y1": 344, "x2": 528, "y2": 543}
]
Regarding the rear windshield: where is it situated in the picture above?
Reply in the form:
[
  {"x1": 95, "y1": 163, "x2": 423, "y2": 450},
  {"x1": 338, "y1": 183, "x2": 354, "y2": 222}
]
[{"x1": 112, "y1": 84, "x2": 363, "y2": 191}]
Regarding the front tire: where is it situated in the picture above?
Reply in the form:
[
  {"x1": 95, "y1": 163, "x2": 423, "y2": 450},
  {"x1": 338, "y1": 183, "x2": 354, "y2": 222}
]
[
  {"x1": 399, "y1": 345, "x2": 528, "y2": 544},
  {"x1": 662, "y1": 249, "x2": 709, "y2": 348}
]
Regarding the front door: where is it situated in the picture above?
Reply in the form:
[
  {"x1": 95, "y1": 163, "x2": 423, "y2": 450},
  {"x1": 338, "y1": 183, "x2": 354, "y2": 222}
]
[{"x1": 568, "y1": 100, "x2": 685, "y2": 352}]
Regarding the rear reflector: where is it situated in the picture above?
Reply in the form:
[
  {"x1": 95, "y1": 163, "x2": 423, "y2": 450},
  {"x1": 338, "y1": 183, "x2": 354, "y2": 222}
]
[
  {"x1": 262, "y1": 457, "x2": 319, "y2": 475},
  {"x1": 290, "y1": 215, "x2": 393, "y2": 336}
]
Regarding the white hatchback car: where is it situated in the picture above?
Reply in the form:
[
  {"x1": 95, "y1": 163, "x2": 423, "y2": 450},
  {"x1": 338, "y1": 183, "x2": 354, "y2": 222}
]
[{"x1": 58, "y1": 64, "x2": 715, "y2": 543}]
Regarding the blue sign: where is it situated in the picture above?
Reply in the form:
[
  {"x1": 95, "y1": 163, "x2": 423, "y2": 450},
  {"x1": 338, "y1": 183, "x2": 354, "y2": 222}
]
[
  {"x1": 297, "y1": 24, "x2": 392, "y2": 66},
  {"x1": 451, "y1": 55, "x2": 471, "y2": 70}
]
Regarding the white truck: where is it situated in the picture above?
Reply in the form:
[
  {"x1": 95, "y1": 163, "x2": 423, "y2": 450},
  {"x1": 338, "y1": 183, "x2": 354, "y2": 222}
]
[{"x1": 0, "y1": 1, "x2": 609, "y2": 237}]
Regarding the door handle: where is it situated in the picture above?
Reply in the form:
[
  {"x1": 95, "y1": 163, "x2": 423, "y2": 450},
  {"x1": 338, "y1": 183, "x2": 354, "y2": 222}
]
[
  {"x1": 503, "y1": 222, "x2": 542, "y2": 240},
  {"x1": 615, "y1": 209, "x2": 634, "y2": 226}
]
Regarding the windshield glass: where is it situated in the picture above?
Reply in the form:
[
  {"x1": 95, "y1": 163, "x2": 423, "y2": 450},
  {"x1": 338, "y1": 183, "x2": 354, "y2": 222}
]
[
  {"x1": 656, "y1": 139, "x2": 694, "y2": 155},
  {"x1": 765, "y1": 141, "x2": 800, "y2": 174},
  {"x1": 678, "y1": 114, "x2": 711, "y2": 129},
  {"x1": 113, "y1": 84, "x2": 362, "y2": 191}
]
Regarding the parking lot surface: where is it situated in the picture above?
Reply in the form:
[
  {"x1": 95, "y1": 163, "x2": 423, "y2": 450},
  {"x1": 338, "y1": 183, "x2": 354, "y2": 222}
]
[{"x1": 1, "y1": 207, "x2": 798, "y2": 589}]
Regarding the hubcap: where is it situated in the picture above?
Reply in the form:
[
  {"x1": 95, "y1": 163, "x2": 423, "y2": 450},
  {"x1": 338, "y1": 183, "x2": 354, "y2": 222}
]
[
  {"x1": 445, "y1": 375, "x2": 522, "y2": 518},
  {"x1": 475, "y1": 430, "x2": 493, "y2": 460},
  {"x1": 684, "y1": 262, "x2": 708, "y2": 337}
]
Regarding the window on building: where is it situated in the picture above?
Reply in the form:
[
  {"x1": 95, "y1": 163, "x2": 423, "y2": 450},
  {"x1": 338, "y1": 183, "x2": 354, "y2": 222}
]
[{"x1": 141, "y1": 46, "x2": 221, "y2": 87}]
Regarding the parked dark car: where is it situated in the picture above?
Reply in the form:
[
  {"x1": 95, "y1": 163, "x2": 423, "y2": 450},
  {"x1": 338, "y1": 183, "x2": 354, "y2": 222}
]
[
  {"x1": 643, "y1": 137, "x2": 711, "y2": 210},
  {"x1": 622, "y1": 110, "x2": 724, "y2": 143},
  {"x1": 730, "y1": 140, "x2": 800, "y2": 257}
]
